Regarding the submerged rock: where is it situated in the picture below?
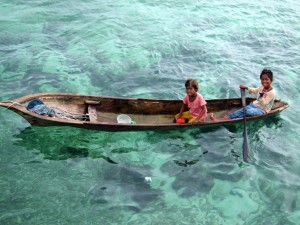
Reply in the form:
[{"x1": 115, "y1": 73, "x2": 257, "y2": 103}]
[{"x1": 88, "y1": 162, "x2": 162, "y2": 211}]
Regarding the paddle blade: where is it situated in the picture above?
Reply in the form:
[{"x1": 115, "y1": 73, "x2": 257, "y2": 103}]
[
  {"x1": 242, "y1": 124, "x2": 250, "y2": 162},
  {"x1": 241, "y1": 88, "x2": 250, "y2": 163}
]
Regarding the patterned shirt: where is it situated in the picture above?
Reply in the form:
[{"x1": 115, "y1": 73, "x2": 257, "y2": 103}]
[{"x1": 248, "y1": 86, "x2": 276, "y2": 113}]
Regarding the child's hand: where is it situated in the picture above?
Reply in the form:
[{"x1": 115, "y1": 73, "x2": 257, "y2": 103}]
[
  {"x1": 192, "y1": 120, "x2": 198, "y2": 125},
  {"x1": 240, "y1": 85, "x2": 248, "y2": 89}
]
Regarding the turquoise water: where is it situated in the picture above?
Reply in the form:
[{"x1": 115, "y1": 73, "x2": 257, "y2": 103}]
[{"x1": 1, "y1": 0, "x2": 300, "y2": 224}]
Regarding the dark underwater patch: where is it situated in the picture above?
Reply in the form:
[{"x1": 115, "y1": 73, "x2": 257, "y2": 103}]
[
  {"x1": 160, "y1": 147, "x2": 243, "y2": 198},
  {"x1": 88, "y1": 161, "x2": 162, "y2": 211}
]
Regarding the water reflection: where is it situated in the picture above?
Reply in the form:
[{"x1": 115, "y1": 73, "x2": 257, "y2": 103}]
[
  {"x1": 13, "y1": 125, "x2": 222, "y2": 161},
  {"x1": 221, "y1": 114, "x2": 283, "y2": 134}
]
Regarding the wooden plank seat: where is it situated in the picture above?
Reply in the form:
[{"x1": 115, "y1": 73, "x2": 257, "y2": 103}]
[{"x1": 84, "y1": 100, "x2": 100, "y2": 122}]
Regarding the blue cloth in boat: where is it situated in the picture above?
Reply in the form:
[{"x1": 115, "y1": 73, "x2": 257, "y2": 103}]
[{"x1": 26, "y1": 99, "x2": 55, "y2": 117}]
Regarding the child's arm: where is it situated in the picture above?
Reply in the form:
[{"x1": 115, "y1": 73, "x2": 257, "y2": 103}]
[
  {"x1": 176, "y1": 103, "x2": 185, "y2": 119},
  {"x1": 240, "y1": 84, "x2": 260, "y2": 94}
]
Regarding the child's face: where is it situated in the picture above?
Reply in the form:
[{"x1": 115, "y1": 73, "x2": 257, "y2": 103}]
[
  {"x1": 261, "y1": 74, "x2": 272, "y2": 88},
  {"x1": 186, "y1": 85, "x2": 197, "y2": 96}
]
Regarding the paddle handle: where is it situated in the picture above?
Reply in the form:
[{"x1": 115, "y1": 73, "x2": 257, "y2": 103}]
[
  {"x1": 241, "y1": 88, "x2": 247, "y2": 107},
  {"x1": 240, "y1": 88, "x2": 250, "y2": 163}
]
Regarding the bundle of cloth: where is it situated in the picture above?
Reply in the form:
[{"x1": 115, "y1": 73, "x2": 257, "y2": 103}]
[
  {"x1": 26, "y1": 99, "x2": 55, "y2": 117},
  {"x1": 26, "y1": 99, "x2": 88, "y2": 120}
]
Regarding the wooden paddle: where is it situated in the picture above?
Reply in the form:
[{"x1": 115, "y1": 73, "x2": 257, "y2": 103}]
[{"x1": 240, "y1": 88, "x2": 250, "y2": 162}]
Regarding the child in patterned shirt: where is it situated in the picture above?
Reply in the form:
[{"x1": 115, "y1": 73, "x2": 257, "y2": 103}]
[{"x1": 210, "y1": 69, "x2": 275, "y2": 121}]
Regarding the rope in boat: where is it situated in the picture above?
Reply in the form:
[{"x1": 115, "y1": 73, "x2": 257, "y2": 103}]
[{"x1": 50, "y1": 107, "x2": 89, "y2": 121}]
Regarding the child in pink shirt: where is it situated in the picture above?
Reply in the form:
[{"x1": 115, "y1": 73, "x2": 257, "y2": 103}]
[{"x1": 175, "y1": 79, "x2": 207, "y2": 124}]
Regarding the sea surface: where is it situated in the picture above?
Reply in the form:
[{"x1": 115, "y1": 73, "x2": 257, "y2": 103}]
[{"x1": 1, "y1": 0, "x2": 300, "y2": 224}]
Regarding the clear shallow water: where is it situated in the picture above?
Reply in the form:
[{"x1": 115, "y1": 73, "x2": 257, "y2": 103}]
[{"x1": 0, "y1": 0, "x2": 300, "y2": 224}]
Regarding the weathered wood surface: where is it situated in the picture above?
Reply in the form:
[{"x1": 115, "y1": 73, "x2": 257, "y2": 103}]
[{"x1": 0, "y1": 93, "x2": 289, "y2": 131}]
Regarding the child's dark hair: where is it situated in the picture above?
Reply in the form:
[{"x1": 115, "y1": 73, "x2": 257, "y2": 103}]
[
  {"x1": 260, "y1": 69, "x2": 273, "y2": 81},
  {"x1": 185, "y1": 79, "x2": 199, "y2": 91}
]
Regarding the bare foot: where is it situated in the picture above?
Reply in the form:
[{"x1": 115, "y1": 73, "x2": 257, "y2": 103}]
[
  {"x1": 210, "y1": 113, "x2": 216, "y2": 121},
  {"x1": 210, "y1": 113, "x2": 230, "y2": 122}
]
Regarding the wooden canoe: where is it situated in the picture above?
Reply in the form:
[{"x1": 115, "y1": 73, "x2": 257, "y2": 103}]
[{"x1": 0, "y1": 93, "x2": 288, "y2": 131}]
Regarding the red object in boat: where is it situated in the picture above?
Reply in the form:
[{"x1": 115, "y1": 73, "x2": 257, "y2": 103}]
[{"x1": 176, "y1": 117, "x2": 186, "y2": 124}]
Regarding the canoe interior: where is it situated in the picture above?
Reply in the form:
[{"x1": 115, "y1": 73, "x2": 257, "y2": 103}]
[{"x1": 12, "y1": 93, "x2": 287, "y2": 124}]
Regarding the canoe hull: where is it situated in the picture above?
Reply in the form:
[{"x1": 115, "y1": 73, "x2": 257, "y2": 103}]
[{"x1": 0, "y1": 93, "x2": 289, "y2": 131}]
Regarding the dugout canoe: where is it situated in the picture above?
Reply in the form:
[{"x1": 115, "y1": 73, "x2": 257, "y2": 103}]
[{"x1": 0, "y1": 93, "x2": 288, "y2": 131}]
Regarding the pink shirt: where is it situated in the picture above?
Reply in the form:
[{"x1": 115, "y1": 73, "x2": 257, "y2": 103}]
[{"x1": 183, "y1": 93, "x2": 207, "y2": 120}]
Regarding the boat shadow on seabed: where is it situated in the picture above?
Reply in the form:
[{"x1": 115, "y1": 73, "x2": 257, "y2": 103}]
[
  {"x1": 12, "y1": 114, "x2": 283, "y2": 162},
  {"x1": 10, "y1": 114, "x2": 283, "y2": 209}
]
